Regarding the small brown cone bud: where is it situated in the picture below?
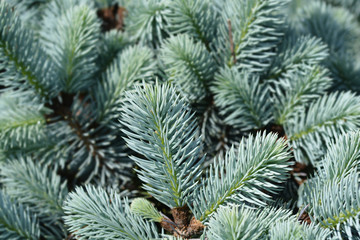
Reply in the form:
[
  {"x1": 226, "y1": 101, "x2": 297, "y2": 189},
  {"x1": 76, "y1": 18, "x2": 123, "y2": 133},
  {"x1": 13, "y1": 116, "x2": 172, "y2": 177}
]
[{"x1": 171, "y1": 205, "x2": 191, "y2": 229}]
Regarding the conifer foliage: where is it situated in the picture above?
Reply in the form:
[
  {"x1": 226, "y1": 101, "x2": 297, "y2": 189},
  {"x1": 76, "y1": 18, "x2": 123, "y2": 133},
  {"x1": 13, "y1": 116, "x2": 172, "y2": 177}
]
[{"x1": 1, "y1": 0, "x2": 360, "y2": 239}]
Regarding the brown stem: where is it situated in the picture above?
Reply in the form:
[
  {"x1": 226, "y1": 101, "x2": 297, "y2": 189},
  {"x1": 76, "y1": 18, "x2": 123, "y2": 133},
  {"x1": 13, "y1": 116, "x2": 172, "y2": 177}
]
[
  {"x1": 47, "y1": 93, "x2": 105, "y2": 163},
  {"x1": 171, "y1": 205, "x2": 191, "y2": 229},
  {"x1": 45, "y1": 92, "x2": 109, "y2": 186},
  {"x1": 228, "y1": 19, "x2": 236, "y2": 65},
  {"x1": 97, "y1": 4, "x2": 127, "y2": 32},
  {"x1": 160, "y1": 206, "x2": 205, "y2": 238},
  {"x1": 160, "y1": 216, "x2": 178, "y2": 234}
]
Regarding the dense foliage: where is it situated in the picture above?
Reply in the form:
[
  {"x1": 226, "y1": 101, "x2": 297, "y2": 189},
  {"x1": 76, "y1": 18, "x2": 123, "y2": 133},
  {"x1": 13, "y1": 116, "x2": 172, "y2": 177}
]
[{"x1": 1, "y1": 0, "x2": 360, "y2": 239}]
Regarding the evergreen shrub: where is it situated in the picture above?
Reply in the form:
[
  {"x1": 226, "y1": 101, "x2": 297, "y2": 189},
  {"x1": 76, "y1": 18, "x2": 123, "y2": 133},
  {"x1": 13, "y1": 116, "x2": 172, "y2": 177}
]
[{"x1": 1, "y1": 0, "x2": 360, "y2": 239}]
